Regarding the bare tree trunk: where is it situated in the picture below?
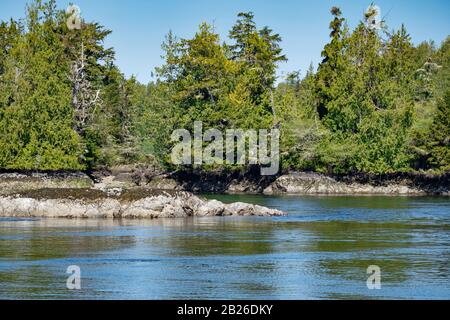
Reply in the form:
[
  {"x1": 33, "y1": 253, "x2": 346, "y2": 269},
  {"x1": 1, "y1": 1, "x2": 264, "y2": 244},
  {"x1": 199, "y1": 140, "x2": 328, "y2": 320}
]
[{"x1": 69, "y1": 42, "x2": 101, "y2": 134}]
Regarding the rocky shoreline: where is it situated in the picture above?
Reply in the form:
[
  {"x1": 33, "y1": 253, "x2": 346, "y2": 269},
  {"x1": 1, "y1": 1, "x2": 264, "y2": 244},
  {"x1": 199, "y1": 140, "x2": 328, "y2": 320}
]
[
  {"x1": 144, "y1": 170, "x2": 450, "y2": 196},
  {"x1": 0, "y1": 168, "x2": 448, "y2": 219},
  {"x1": 0, "y1": 188, "x2": 284, "y2": 219},
  {"x1": 1, "y1": 169, "x2": 449, "y2": 196},
  {"x1": 262, "y1": 172, "x2": 450, "y2": 195}
]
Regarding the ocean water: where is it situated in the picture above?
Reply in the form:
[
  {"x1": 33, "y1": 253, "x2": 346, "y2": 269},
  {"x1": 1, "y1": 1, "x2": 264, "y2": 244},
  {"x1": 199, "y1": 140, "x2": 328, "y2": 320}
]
[{"x1": 0, "y1": 195, "x2": 449, "y2": 299}]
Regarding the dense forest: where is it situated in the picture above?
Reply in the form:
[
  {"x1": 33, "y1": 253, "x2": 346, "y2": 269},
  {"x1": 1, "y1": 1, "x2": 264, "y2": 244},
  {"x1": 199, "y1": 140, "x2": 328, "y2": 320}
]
[{"x1": 0, "y1": 0, "x2": 449, "y2": 175}]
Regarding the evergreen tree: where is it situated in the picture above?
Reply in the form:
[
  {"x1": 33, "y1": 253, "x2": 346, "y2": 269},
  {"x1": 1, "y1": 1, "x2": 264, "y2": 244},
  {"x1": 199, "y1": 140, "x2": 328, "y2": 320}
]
[
  {"x1": 0, "y1": 1, "x2": 448, "y2": 174},
  {"x1": 428, "y1": 91, "x2": 450, "y2": 171},
  {"x1": 229, "y1": 12, "x2": 286, "y2": 123},
  {"x1": 315, "y1": 7, "x2": 347, "y2": 119},
  {"x1": 0, "y1": 0, "x2": 82, "y2": 170}
]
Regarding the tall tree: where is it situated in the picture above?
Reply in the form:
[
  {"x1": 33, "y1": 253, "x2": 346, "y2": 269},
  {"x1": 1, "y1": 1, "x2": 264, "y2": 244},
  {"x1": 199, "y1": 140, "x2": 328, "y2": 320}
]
[
  {"x1": 315, "y1": 7, "x2": 347, "y2": 119},
  {"x1": 229, "y1": 12, "x2": 286, "y2": 123},
  {"x1": 0, "y1": 0, "x2": 82, "y2": 170}
]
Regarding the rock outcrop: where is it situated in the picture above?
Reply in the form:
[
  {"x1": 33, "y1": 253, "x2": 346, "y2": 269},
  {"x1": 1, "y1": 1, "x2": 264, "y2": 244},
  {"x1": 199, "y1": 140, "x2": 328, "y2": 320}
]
[
  {"x1": 0, "y1": 189, "x2": 285, "y2": 219},
  {"x1": 263, "y1": 172, "x2": 449, "y2": 195},
  {"x1": 0, "y1": 172, "x2": 93, "y2": 195},
  {"x1": 128, "y1": 169, "x2": 449, "y2": 196},
  {"x1": 1, "y1": 169, "x2": 448, "y2": 197}
]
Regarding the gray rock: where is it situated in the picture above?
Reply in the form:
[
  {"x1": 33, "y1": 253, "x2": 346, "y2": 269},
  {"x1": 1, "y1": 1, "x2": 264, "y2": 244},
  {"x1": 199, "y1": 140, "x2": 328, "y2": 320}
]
[
  {"x1": 263, "y1": 172, "x2": 429, "y2": 195},
  {"x1": 196, "y1": 200, "x2": 225, "y2": 217},
  {"x1": 0, "y1": 189, "x2": 285, "y2": 219},
  {"x1": 225, "y1": 202, "x2": 256, "y2": 216}
]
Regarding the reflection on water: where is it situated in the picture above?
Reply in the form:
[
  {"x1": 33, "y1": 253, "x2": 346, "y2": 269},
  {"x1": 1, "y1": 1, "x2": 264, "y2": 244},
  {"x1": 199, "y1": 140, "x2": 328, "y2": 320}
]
[{"x1": 0, "y1": 196, "x2": 449, "y2": 299}]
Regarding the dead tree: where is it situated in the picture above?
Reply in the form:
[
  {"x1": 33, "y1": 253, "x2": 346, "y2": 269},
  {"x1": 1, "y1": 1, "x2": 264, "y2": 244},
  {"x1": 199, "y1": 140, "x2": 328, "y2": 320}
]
[{"x1": 68, "y1": 42, "x2": 102, "y2": 134}]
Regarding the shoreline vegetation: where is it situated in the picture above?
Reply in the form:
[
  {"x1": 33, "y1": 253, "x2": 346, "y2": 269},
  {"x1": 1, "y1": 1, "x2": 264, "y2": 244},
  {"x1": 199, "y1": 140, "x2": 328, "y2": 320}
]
[{"x1": 0, "y1": 1, "x2": 449, "y2": 217}]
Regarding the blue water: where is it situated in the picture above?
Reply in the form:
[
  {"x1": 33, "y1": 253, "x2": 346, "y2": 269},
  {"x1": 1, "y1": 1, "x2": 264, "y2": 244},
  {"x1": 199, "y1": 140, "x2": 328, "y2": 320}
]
[{"x1": 0, "y1": 195, "x2": 449, "y2": 299}]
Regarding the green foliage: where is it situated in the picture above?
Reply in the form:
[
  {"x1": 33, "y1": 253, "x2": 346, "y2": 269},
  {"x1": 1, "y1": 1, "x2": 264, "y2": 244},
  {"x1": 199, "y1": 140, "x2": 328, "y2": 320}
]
[
  {"x1": 277, "y1": 9, "x2": 437, "y2": 174},
  {"x1": 0, "y1": 0, "x2": 116, "y2": 170},
  {"x1": 0, "y1": 0, "x2": 82, "y2": 170},
  {"x1": 134, "y1": 81, "x2": 178, "y2": 165},
  {"x1": 147, "y1": 13, "x2": 286, "y2": 169},
  {"x1": 0, "y1": 2, "x2": 448, "y2": 175},
  {"x1": 428, "y1": 91, "x2": 450, "y2": 171}
]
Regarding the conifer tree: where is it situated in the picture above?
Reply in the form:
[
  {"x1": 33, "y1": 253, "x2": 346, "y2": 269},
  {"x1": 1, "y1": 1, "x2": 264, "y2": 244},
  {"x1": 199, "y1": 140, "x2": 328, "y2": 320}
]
[{"x1": 428, "y1": 91, "x2": 450, "y2": 171}]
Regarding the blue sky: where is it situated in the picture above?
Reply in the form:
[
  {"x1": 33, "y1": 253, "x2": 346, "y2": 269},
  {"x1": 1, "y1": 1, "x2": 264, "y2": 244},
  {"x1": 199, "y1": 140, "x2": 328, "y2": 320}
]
[{"x1": 1, "y1": 0, "x2": 449, "y2": 84}]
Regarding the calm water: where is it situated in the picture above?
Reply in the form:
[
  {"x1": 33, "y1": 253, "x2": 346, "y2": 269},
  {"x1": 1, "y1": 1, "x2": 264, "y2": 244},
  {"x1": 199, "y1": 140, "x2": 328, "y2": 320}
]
[{"x1": 0, "y1": 195, "x2": 449, "y2": 300}]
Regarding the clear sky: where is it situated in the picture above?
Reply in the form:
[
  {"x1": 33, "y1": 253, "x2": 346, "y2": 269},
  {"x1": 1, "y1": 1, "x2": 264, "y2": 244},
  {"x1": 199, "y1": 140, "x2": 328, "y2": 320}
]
[{"x1": 1, "y1": 0, "x2": 449, "y2": 84}]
